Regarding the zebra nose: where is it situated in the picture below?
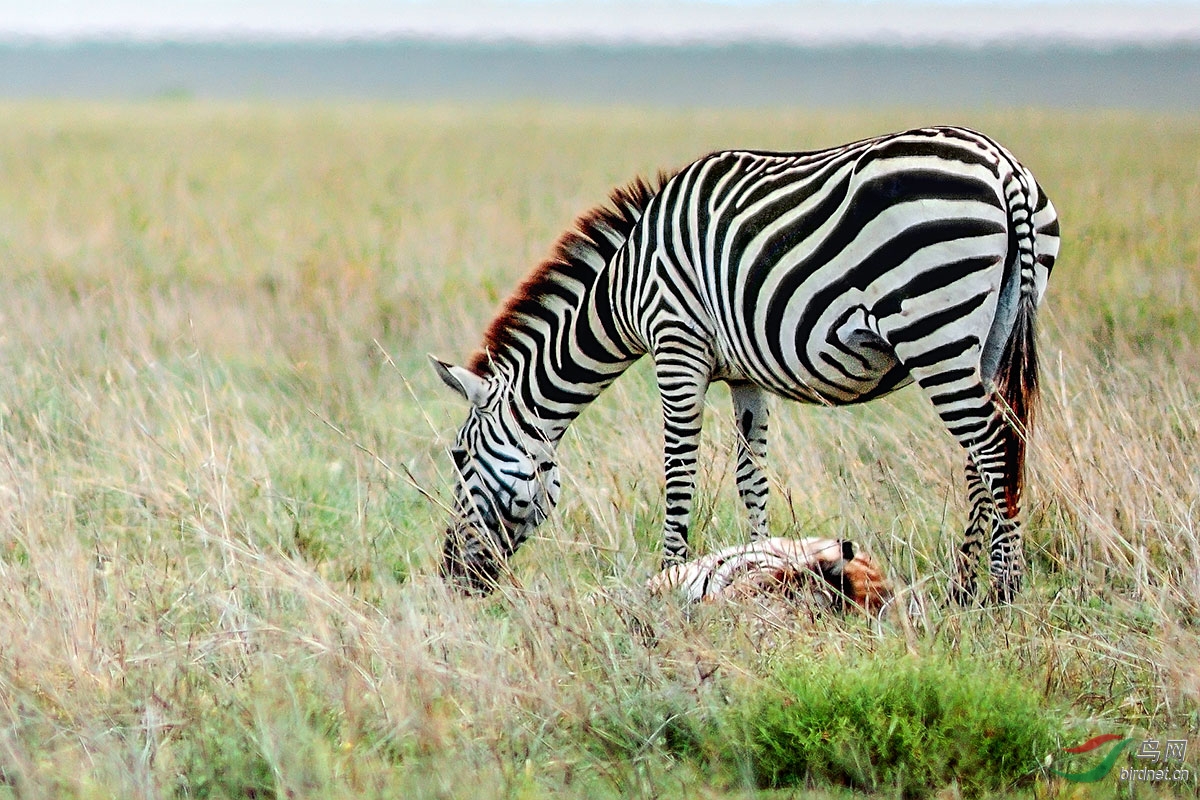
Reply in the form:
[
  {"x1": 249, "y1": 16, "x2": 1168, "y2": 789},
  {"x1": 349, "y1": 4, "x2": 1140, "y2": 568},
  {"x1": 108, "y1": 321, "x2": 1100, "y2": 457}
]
[{"x1": 441, "y1": 528, "x2": 501, "y2": 595}]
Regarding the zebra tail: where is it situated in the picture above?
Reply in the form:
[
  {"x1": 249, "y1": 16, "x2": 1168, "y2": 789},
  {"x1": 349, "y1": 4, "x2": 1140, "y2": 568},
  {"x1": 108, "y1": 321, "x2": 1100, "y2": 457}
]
[{"x1": 994, "y1": 208, "x2": 1040, "y2": 519}]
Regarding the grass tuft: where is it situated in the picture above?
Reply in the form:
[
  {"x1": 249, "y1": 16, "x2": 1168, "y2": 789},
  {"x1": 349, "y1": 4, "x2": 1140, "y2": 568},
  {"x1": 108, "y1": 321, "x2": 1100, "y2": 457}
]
[{"x1": 733, "y1": 654, "x2": 1060, "y2": 797}]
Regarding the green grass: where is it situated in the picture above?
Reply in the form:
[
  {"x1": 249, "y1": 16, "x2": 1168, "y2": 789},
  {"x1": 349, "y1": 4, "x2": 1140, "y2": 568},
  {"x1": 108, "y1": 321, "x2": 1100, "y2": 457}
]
[
  {"x1": 571, "y1": 650, "x2": 1063, "y2": 797},
  {"x1": 0, "y1": 101, "x2": 1198, "y2": 798},
  {"x1": 733, "y1": 654, "x2": 1061, "y2": 795}
]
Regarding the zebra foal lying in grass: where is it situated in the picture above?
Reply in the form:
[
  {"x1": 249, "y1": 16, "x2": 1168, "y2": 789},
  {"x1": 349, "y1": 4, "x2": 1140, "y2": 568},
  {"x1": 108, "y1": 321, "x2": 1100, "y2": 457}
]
[
  {"x1": 646, "y1": 537, "x2": 892, "y2": 615},
  {"x1": 432, "y1": 126, "x2": 1059, "y2": 604}
]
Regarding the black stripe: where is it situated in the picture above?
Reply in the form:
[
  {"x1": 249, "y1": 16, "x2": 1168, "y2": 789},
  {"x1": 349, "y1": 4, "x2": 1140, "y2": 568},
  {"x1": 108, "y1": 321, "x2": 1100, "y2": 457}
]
[
  {"x1": 887, "y1": 289, "x2": 993, "y2": 346},
  {"x1": 901, "y1": 335, "x2": 980, "y2": 372}
]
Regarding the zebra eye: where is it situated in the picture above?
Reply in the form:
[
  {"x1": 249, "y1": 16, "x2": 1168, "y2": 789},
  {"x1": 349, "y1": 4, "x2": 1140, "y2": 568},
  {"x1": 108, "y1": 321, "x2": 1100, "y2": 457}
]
[{"x1": 451, "y1": 447, "x2": 469, "y2": 471}]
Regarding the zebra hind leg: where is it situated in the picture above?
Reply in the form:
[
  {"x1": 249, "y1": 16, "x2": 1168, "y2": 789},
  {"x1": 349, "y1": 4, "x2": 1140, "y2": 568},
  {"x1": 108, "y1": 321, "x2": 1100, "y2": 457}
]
[
  {"x1": 951, "y1": 458, "x2": 997, "y2": 605},
  {"x1": 730, "y1": 382, "x2": 770, "y2": 540},
  {"x1": 987, "y1": 421, "x2": 1026, "y2": 603},
  {"x1": 988, "y1": 512, "x2": 1024, "y2": 604},
  {"x1": 904, "y1": 361, "x2": 1019, "y2": 605}
]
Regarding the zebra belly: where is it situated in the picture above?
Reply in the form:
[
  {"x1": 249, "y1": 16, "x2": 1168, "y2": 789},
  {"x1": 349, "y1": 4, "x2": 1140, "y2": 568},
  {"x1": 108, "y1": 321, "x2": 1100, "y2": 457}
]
[{"x1": 713, "y1": 305, "x2": 912, "y2": 405}]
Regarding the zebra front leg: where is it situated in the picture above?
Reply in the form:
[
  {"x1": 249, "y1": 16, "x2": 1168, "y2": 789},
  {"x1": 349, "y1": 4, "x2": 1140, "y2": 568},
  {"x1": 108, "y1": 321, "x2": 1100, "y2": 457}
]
[
  {"x1": 730, "y1": 382, "x2": 770, "y2": 540},
  {"x1": 655, "y1": 342, "x2": 712, "y2": 567}
]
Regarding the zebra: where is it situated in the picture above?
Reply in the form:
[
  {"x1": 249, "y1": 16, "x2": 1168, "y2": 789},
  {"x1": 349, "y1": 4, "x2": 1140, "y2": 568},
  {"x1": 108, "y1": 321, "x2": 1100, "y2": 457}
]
[{"x1": 431, "y1": 125, "x2": 1059, "y2": 604}]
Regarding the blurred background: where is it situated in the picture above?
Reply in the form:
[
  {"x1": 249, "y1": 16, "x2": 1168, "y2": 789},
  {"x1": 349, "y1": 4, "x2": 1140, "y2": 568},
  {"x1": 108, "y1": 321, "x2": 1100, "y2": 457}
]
[{"x1": 2, "y1": 0, "x2": 1200, "y2": 108}]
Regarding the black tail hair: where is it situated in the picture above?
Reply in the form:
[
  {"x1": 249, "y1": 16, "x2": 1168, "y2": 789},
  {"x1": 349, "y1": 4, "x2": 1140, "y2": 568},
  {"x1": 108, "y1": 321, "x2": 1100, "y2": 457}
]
[{"x1": 994, "y1": 294, "x2": 1039, "y2": 518}]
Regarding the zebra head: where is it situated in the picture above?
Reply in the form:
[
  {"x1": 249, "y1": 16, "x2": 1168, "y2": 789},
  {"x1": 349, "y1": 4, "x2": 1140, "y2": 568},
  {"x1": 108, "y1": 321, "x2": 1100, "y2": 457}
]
[{"x1": 430, "y1": 356, "x2": 561, "y2": 593}]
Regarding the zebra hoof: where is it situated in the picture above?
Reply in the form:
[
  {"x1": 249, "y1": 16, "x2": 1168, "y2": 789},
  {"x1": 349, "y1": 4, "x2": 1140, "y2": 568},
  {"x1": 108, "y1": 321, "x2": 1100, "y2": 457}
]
[
  {"x1": 441, "y1": 537, "x2": 503, "y2": 595},
  {"x1": 948, "y1": 580, "x2": 980, "y2": 607},
  {"x1": 987, "y1": 578, "x2": 1022, "y2": 605},
  {"x1": 660, "y1": 552, "x2": 688, "y2": 571}
]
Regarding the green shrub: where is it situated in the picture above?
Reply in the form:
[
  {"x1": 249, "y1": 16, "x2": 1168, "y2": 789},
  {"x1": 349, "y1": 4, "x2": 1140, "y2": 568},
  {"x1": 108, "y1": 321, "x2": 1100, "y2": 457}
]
[{"x1": 729, "y1": 654, "x2": 1061, "y2": 798}]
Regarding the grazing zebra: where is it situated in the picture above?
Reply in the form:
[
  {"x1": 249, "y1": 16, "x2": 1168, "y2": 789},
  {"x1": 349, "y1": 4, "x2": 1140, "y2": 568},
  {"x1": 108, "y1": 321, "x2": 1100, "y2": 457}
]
[{"x1": 432, "y1": 125, "x2": 1059, "y2": 603}]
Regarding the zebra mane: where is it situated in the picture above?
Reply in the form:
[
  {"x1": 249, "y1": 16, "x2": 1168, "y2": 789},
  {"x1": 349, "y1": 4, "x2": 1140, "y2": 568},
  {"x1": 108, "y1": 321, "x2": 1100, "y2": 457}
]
[{"x1": 468, "y1": 171, "x2": 674, "y2": 376}]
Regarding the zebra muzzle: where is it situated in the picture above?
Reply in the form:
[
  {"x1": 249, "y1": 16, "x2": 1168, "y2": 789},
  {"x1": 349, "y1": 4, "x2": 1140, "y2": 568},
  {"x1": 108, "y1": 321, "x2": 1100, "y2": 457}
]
[{"x1": 440, "y1": 526, "x2": 504, "y2": 594}]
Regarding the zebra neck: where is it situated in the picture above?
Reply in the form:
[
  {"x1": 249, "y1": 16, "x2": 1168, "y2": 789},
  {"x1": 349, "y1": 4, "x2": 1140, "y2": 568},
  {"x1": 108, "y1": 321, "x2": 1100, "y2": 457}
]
[
  {"x1": 473, "y1": 173, "x2": 664, "y2": 447},
  {"x1": 503, "y1": 293, "x2": 645, "y2": 447}
]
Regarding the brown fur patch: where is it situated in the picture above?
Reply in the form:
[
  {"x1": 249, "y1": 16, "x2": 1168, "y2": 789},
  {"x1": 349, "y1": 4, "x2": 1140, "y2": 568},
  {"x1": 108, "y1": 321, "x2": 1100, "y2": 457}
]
[
  {"x1": 712, "y1": 550, "x2": 891, "y2": 614},
  {"x1": 840, "y1": 556, "x2": 892, "y2": 614},
  {"x1": 467, "y1": 171, "x2": 675, "y2": 376}
]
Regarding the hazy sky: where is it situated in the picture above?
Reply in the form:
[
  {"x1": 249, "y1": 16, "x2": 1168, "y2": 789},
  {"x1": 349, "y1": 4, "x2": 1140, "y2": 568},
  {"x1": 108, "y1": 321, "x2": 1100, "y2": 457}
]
[{"x1": 2, "y1": 0, "x2": 1200, "y2": 44}]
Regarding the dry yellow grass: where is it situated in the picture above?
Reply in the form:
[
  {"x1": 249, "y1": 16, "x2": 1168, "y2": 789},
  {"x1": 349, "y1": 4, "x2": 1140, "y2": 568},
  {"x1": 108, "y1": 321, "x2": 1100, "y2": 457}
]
[{"x1": 0, "y1": 101, "x2": 1197, "y2": 797}]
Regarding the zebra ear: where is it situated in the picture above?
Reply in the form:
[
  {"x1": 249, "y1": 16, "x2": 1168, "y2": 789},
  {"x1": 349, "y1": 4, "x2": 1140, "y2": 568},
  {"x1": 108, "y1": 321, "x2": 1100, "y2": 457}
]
[{"x1": 429, "y1": 355, "x2": 488, "y2": 407}]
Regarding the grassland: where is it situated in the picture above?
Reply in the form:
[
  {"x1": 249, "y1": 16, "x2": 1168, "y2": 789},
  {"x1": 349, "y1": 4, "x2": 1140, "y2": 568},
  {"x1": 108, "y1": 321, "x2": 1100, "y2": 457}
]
[{"x1": 0, "y1": 102, "x2": 1197, "y2": 798}]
